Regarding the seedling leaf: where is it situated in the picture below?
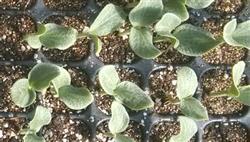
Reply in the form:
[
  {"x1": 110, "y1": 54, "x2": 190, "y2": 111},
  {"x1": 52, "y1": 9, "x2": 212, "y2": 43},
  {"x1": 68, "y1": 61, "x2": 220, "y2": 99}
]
[
  {"x1": 114, "y1": 81, "x2": 154, "y2": 110},
  {"x1": 11, "y1": 79, "x2": 36, "y2": 107},
  {"x1": 24, "y1": 34, "x2": 42, "y2": 49},
  {"x1": 233, "y1": 61, "x2": 245, "y2": 86},
  {"x1": 23, "y1": 134, "x2": 45, "y2": 142},
  {"x1": 169, "y1": 116, "x2": 198, "y2": 142},
  {"x1": 58, "y1": 85, "x2": 94, "y2": 110},
  {"x1": 114, "y1": 134, "x2": 135, "y2": 142},
  {"x1": 89, "y1": 4, "x2": 126, "y2": 36},
  {"x1": 108, "y1": 101, "x2": 129, "y2": 134},
  {"x1": 236, "y1": 85, "x2": 250, "y2": 106},
  {"x1": 176, "y1": 67, "x2": 198, "y2": 99},
  {"x1": 129, "y1": 0, "x2": 163, "y2": 27},
  {"x1": 186, "y1": 0, "x2": 214, "y2": 9},
  {"x1": 28, "y1": 63, "x2": 60, "y2": 91},
  {"x1": 98, "y1": 65, "x2": 120, "y2": 95},
  {"x1": 29, "y1": 106, "x2": 51, "y2": 133},
  {"x1": 92, "y1": 36, "x2": 103, "y2": 56},
  {"x1": 129, "y1": 27, "x2": 161, "y2": 59},
  {"x1": 164, "y1": 0, "x2": 189, "y2": 21},
  {"x1": 52, "y1": 67, "x2": 71, "y2": 94},
  {"x1": 180, "y1": 97, "x2": 208, "y2": 120},
  {"x1": 174, "y1": 24, "x2": 223, "y2": 56}
]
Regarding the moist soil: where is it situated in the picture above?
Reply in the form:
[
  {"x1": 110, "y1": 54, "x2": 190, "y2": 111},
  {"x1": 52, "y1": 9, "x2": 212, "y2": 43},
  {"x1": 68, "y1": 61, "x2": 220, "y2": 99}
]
[
  {"x1": 40, "y1": 66, "x2": 90, "y2": 113},
  {"x1": 149, "y1": 121, "x2": 196, "y2": 142},
  {"x1": 0, "y1": 117, "x2": 26, "y2": 142},
  {"x1": 201, "y1": 69, "x2": 247, "y2": 115},
  {"x1": 96, "y1": 120, "x2": 142, "y2": 142},
  {"x1": 0, "y1": 14, "x2": 37, "y2": 61},
  {"x1": 41, "y1": 15, "x2": 90, "y2": 62},
  {"x1": 0, "y1": 65, "x2": 34, "y2": 113},
  {"x1": 202, "y1": 121, "x2": 248, "y2": 142},
  {"x1": 43, "y1": 0, "x2": 87, "y2": 11},
  {"x1": 149, "y1": 67, "x2": 180, "y2": 115},
  {"x1": 0, "y1": 0, "x2": 35, "y2": 10},
  {"x1": 94, "y1": 67, "x2": 143, "y2": 115},
  {"x1": 42, "y1": 115, "x2": 90, "y2": 142}
]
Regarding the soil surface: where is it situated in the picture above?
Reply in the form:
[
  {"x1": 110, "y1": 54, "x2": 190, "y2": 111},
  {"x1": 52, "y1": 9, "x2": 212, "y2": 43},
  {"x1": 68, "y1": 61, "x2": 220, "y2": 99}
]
[
  {"x1": 0, "y1": 117, "x2": 26, "y2": 142},
  {"x1": 201, "y1": 69, "x2": 246, "y2": 115},
  {"x1": 95, "y1": 67, "x2": 142, "y2": 115},
  {"x1": 0, "y1": 65, "x2": 33, "y2": 112},
  {"x1": 150, "y1": 120, "x2": 196, "y2": 142},
  {"x1": 0, "y1": 14, "x2": 37, "y2": 61},
  {"x1": 202, "y1": 121, "x2": 248, "y2": 142},
  {"x1": 42, "y1": 115, "x2": 90, "y2": 142},
  {"x1": 0, "y1": 0, "x2": 35, "y2": 10},
  {"x1": 42, "y1": 15, "x2": 90, "y2": 62},
  {"x1": 43, "y1": 0, "x2": 87, "y2": 10},
  {"x1": 96, "y1": 120, "x2": 142, "y2": 142},
  {"x1": 149, "y1": 67, "x2": 180, "y2": 114}
]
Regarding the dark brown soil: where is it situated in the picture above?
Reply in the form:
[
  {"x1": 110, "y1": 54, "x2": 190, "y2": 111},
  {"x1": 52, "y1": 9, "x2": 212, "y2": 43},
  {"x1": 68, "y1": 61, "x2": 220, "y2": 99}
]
[
  {"x1": 150, "y1": 121, "x2": 196, "y2": 142},
  {"x1": 201, "y1": 18, "x2": 247, "y2": 65},
  {"x1": 0, "y1": 14, "x2": 37, "y2": 61},
  {"x1": 202, "y1": 121, "x2": 248, "y2": 142},
  {"x1": 201, "y1": 69, "x2": 246, "y2": 115},
  {"x1": 42, "y1": 115, "x2": 90, "y2": 142},
  {"x1": 0, "y1": 117, "x2": 26, "y2": 142},
  {"x1": 43, "y1": 0, "x2": 87, "y2": 10},
  {"x1": 96, "y1": 0, "x2": 134, "y2": 7},
  {"x1": 0, "y1": 0, "x2": 35, "y2": 10},
  {"x1": 149, "y1": 67, "x2": 180, "y2": 115},
  {"x1": 207, "y1": 0, "x2": 245, "y2": 15},
  {"x1": 95, "y1": 67, "x2": 143, "y2": 115},
  {"x1": 40, "y1": 67, "x2": 90, "y2": 113},
  {"x1": 0, "y1": 65, "x2": 33, "y2": 112},
  {"x1": 42, "y1": 15, "x2": 90, "y2": 62},
  {"x1": 96, "y1": 120, "x2": 142, "y2": 142}
]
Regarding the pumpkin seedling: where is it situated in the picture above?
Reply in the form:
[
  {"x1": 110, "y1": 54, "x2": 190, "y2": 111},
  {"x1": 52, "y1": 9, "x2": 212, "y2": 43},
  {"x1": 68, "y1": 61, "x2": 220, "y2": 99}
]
[
  {"x1": 11, "y1": 63, "x2": 94, "y2": 110},
  {"x1": 21, "y1": 106, "x2": 51, "y2": 142},
  {"x1": 98, "y1": 65, "x2": 154, "y2": 111}
]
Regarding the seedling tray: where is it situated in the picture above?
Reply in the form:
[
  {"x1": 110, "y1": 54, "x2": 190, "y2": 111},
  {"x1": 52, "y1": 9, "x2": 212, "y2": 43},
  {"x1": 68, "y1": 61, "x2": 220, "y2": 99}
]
[{"x1": 1, "y1": 0, "x2": 250, "y2": 141}]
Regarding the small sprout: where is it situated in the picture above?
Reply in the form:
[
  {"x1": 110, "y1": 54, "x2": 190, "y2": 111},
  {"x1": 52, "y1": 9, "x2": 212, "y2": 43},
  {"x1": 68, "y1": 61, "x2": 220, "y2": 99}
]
[
  {"x1": 169, "y1": 116, "x2": 198, "y2": 142},
  {"x1": 98, "y1": 65, "x2": 154, "y2": 111}
]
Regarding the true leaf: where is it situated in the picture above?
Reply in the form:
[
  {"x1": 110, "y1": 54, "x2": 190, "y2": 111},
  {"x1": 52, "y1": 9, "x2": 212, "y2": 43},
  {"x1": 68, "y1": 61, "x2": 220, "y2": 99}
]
[
  {"x1": 223, "y1": 19, "x2": 250, "y2": 49},
  {"x1": 39, "y1": 23, "x2": 78, "y2": 50},
  {"x1": 164, "y1": 0, "x2": 189, "y2": 21},
  {"x1": 174, "y1": 24, "x2": 223, "y2": 56},
  {"x1": 177, "y1": 67, "x2": 198, "y2": 99},
  {"x1": 169, "y1": 116, "x2": 198, "y2": 142},
  {"x1": 23, "y1": 134, "x2": 45, "y2": 142},
  {"x1": 98, "y1": 65, "x2": 120, "y2": 95},
  {"x1": 11, "y1": 79, "x2": 36, "y2": 107},
  {"x1": 236, "y1": 85, "x2": 250, "y2": 106},
  {"x1": 108, "y1": 101, "x2": 129, "y2": 134},
  {"x1": 186, "y1": 0, "x2": 214, "y2": 9},
  {"x1": 89, "y1": 4, "x2": 126, "y2": 36},
  {"x1": 29, "y1": 106, "x2": 51, "y2": 133},
  {"x1": 114, "y1": 81, "x2": 154, "y2": 111},
  {"x1": 180, "y1": 97, "x2": 208, "y2": 120},
  {"x1": 58, "y1": 85, "x2": 94, "y2": 110},
  {"x1": 114, "y1": 134, "x2": 135, "y2": 142},
  {"x1": 232, "y1": 61, "x2": 245, "y2": 86},
  {"x1": 129, "y1": 27, "x2": 161, "y2": 59},
  {"x1": 52, "y1": 67, "x2": 71, "y2": 94},
  {"x1": 129, "y1": 0, "x2": 163, "y2": 27},
  {"x1": 28, "y1": 63, "x2": 60, "y2": 91}
]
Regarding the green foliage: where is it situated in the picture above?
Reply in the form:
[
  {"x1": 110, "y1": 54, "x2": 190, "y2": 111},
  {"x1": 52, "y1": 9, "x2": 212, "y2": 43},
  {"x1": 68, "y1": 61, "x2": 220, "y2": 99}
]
[
  {"x1": 114, "y1": 134, "x2": 135, "y2": 142},
  {"x1": 23, "y1": 134, "x2": 45, "y2": 142},
  {"x1": 186, "y1": 0, "x2": 215, "y2": 9},
  {"x1": 163, "y1": 0, "x2": 189, "y2": 21},
  {"x1": 236, "y1": 86, "x2": 250, "y2": 106},
  {"x1": 51, "y1": 67, "x2": 71, "y2": 94}
]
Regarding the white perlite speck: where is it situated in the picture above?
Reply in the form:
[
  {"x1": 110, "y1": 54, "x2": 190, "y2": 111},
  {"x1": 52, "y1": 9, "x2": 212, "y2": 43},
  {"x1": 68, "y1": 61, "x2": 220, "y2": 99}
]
[{"x1": 0, "y1": 130, "x2": 3, "y2": 138}]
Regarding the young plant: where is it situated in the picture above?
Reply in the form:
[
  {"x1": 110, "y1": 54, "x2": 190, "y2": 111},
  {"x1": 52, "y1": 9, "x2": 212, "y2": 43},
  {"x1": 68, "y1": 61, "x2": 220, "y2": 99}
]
[
  {"x1": 11, "y1": 63, "x2": 93, "y2": 110},
  {"x1": 98, "y1": 65, "x2": 154, "y2": 111},
  {"x1": 211, "y1": 61, "x2": 250, "y2": 106},
  {"x1": 22, "y1": 106, "x2": 51, "y2": 142}
]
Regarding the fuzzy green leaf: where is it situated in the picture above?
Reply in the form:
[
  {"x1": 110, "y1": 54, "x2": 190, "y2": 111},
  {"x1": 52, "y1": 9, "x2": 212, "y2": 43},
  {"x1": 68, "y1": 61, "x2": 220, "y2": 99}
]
[
  {"x1": 180, "y1": 97, "x2": 208, "y2": 120},
  {"x1": 177, "y1": 67, "x2": 198, "y2": 99},
  {"x1": 236, "y1": 86, "x2": 250, "y2": 106},
  {"x1": 169, "y1": 116, "x2": 198, "y2": 142},
  {"x1": 39, "y1": 23, "x2": 78, "y2": 50},
  {"x1": 23, "y1": 134, "x2": 45, "y2": 142},
  {"x1": 89, "y1": 4, "x2": 126, "y2": 36},
  {"x1": 59, "y1": 85, "x2": 93, "y2": 110},
  {"x1": 129, "y1": 27, "x2": 161, "y2": 59},
  {"x1": 52, "y1": 67, "x2": 71, "y2": 94},
  {"x1": 174, "y1": 24, "x2": 222, "y2": 56},
  {"x1": 29, "y1": 106, "x2": 51, "y2": 132},
  {"x1": 129, "y1": 0, "x2": 163, "y2": 27},
  {"x1": 114, "y1": 81, "x2": 154, "y2": 111},
  {"x1": 233, "y1": 61, "x2": 245, "y2": 87},
  {"x1": 92, "y1": 36, "x2": 103, "y2": 56},
  {"x1": 28, "y1": 63, "x2": 60, "y2": 91},
  {"x1": 98, "y1": 65, "x2": 120, "y2": 95},
  {"x1": 108, "y1": 101, "x2": 129, "y2": 134},
  {"x1": 114, "y1": 134, "x2": 135, "y2": 142},
  {"x1": 223, "y1": 19, "x2": 250, "y2": 49},
  {"x1": 186, "y1": 0, "x2": 214, "y2": 9},
  {"x1": 11, "y1": 79, "x2": 36, "y2": 107},
  {"x1": 164, "y1": 0, "x2": 189, "y2": 21},
  {"x1": 24, "y1": 34, "x2": 42, "y2": 49}
]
